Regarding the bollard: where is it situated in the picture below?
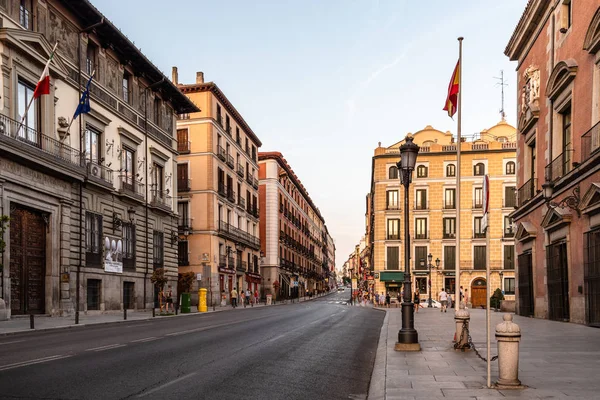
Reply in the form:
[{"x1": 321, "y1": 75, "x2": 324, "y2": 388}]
[
  {"x1": 152, "y1": 308, "x2": 156, "y2": 318},
  {"x1": 124, "y1": 308, "x2": 127, "y2": 320},
  {"x1": 175, "y1": 303, "x2": 178, "y2": 315},
  {"x1": 30, "y1": 314, "x2": 34, "y2": 330},
  {"x1": 454, "y1": 303, "x2": 470, "y2": 348},
  {"x1": 495, "y1": 314, "x2": 522, "y2": 388}
]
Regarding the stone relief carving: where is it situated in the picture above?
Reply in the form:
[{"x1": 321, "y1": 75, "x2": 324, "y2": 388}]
[
  {"x1": 48, "y1": 10, "x2": 78, "y2": 63},
  {"x1": 520, "y1": 66, "x2": 540, "y2": 115},
  {"x1": 57, "y1": 116, "x2": 69, "y2": 140},
  {"x1": 36, "y1": 5, "x2": 47, "y2": 36},
  {"x1": 106, "y1": 58, "x2": 118, "y2": 94}
]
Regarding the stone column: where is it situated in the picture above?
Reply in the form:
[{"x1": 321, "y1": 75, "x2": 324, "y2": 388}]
[
  {"x1": 59, "y1": 199, "x2": 74, "y2": 316},
  {"x1": 495, "y1": 314, "x2": 522, "y2": 388},
  {"x1": 454, "y1": 303, "x2": 470, "y2": 348}
]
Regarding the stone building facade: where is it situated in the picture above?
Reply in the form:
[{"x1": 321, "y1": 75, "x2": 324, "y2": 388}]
[
  {"x1": 505, "y1": 0, "x2": 600, "y2": 325},
  {"x1": 0, "y1": 0, "x2": 197, "y2": 319},
  {"x1": 366, "y1": 122, "x2": 517, "y2": 308},
  {"x1": 175, "y1": 70, "x2": 262, "y2": 306}
]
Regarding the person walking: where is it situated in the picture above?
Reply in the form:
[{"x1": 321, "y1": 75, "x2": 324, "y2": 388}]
[
  {"x1": 464, "y1": 288, "x2": 469, "y2": 309},
  {"x1": 240, "y1": 289, "x2": 246, "y2": 308},
  {"x1": 254, "y1": 289, "x2": 259, "y2": 306},
  {"x1": 413, "y1": 288, "x2": 420, "y2": 313},
  {"x1": 231, "y1": 287, "x2": 238, "y2": 308},
  {"x1": 438, "y1": 287, "x2": 448, "y2": 313},
  {"x1": 165, "y1": 285, "x2": 174, "y2": 313},
  {"x1": 245, "y1": 289, "x2": 251, "y2": 306},
  {"x1": 385, "y1": 292, "x2": 391, "y2": 308}
]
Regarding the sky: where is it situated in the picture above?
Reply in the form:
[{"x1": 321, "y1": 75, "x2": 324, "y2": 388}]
[{"x1": 93, "y1": 0, "x2": 527, "y2": 271}]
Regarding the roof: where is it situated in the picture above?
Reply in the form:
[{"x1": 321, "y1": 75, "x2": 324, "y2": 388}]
[
  {"x1": 61, "y1": 0, "x2": 199, "y2": 114},
  {"x1": 178, "y1": 82, "x2": 262, "y2": 147},
  {"x1": 504, "y1": 0, "x2": 551, "y2": 61}
]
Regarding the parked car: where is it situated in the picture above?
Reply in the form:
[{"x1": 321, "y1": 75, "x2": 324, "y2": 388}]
[
  {"x1": 419, "y1": 298, "x2": 441, "y2": 308},
  {"x1": 337, "y1": 287, "x2": 345, "y2": 292}
]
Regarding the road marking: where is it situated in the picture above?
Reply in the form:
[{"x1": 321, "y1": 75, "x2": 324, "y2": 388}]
[
  {"x1": 86, "y1": 343, "x2": 126, "y2": 352},
  {"x1": 125, "y1": 323, "x2": 152, "y2": 328},
  {"x1": 0, "y1": 340, "x2": 26, "y2": 346},
  {"x1": 131, "y1": 337, "x2": 160, "y2": 343},
  {"x1": 137, "y1": 372, "x2": 197, "y2": 398},
  {"x1": 266, "y1": 333, "x2": 287, "y2": 343},
  {"x1": 0, "y1": 354, "x2": 72, "y2": 371},
  {"x1": 165, "y1": 328, "x2": 201, "y2": 337}
]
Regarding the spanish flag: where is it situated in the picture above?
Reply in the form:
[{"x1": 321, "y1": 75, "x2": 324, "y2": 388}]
[{"x1": 443, "y1": 60, "x2": 460, "y2": 118}]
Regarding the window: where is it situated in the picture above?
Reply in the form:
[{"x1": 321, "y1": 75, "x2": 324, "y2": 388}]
[
  {"x1": 474, "y1": 217, "x2": 485, "y2": 238},
  {"x1": 474, "y1": 187, "x2": 483, "y2": 208},
  {"x1": 152, "y1": 164, "x2": 164, "y2": 194},
  {"x1": 386, "y1": 190, "x2": 399, "y2": 210},
  {"x1": 153, "y1": 231, "x2": 164, "y2": 269},
  {"x1": 560, "y1": 0, "x2": 572, "y2": 32},
  {"x1": 386, "y1": 246, "x2": 399, "y2": 270},
  {"x1": 560, "y1": 106, "x2": 572, "y2": 177},
  {"x1": 445, "y1": 277, "x2": 456, "y2": 294},
  {"x1": 446, "y1": 164, "x2": 456, "y2": 177},
  {"x1": 474, "y1": 163, "x2": 485, "y2": 176},
  {"x1": 86, "y1": 42, "x2": 97, "y2": 76},
  {"x1": 504, "y1": 186, "x2": 516, "y2": 208},
  {"x1": 529, "y1": 140, "x2": 537, "y2": 181},
  {"x1": 236, "y1": 127, "x2": 240, "y2": 144},
  {"x1": 177, "y1": 128, "x2": 190, "y2": 153},
  {"x1": 226, "y1": 115, "x2": 231, "y2": 134},
  {"x1": 506, "y1": 161, "x2": 515, "y2": 175},
  {"x1": 414, "y1": 246, "x2": 427, "y2": 270},
  {"x1": 121, "y1": 147, "x2": 135, "y2": 185},
  {"x1": 444, "y1": 188, "x2": 456, "y2": 209},
  {"x1": 389, "y1": 166, "x2": 398, "y2": 179},
  {"x1": 19, "y1": 0, "x2": 32, "y2": 30},
  {"x1": 178, "y1": 202, "x2": 189, "y2": 228},
  {"x1": 84, "y1": 126, "x2": 101, "y2": 163},
  {"x1": 416, "y1": 277, "x2": 427, "y2": 294},
  {"x1": 86, "y1": 279, "x2": 101, "y2": 311},
  {"x1": 415, "y1": 189, "x2": 427, "y2": 210},
  {"x1": 153, "y1": 97, "x2": 161, "y2": 125},
  {"x1": 504, "y1": 278, "x2": 515, "y2": 295},
  {"x1": 85, "y1": 212, "x2": 102, "y2": 267},
  {"x1": 474, "y1": 246, "x2": 486, "y2": 270},
  {"x1": 504, "y1": 216, "x2": 514, "y2": 238},
  {"x1": 178, "y1": 240, "x2": 189, "y2": 266},
  {"x1": 123, "y1": 222, "x2": 135, "y2": 270},
  {"x1": 443, "y1": 217, "x2": 456, "y2": 238},
  {"x1": 415, "y1": 218, "x2": 427, "y2": 239},
  {"x1": 387, "y1": 219, "x2": 400, "y2": 240},
  {"x1": 177, "y1": 164, "x2": 189, "y2": 192},
  {"x1": 504, "y1": 245, "x2": 515, "y2": 270},
  {"x1": 252, "y1": 145, "x2": 256, "y2": 162},
  {"x1": 216, "y1": 104, "x2": 223, "y2": 126},
  {"x1": 416, "y1": 165, "x2": 428, "y2": 178},
  {"x1": 17, "y1": 79, "x2": 38, "y2": 140},
  {"x1": 444, "y1": 246, "x2": 455, "y2": 270},
  {"x1": 122, "y1": 72, "x2": 131, "y2": 104}
]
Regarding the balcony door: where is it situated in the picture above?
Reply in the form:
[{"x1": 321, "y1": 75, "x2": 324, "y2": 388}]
[{"x1": 17, "y1": 79, "x2": 39, "y2": 143}]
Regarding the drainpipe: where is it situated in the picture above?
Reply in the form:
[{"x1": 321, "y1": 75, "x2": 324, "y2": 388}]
[{"x1": 548, "y1": 13, "x2": 555, "y2": 183}]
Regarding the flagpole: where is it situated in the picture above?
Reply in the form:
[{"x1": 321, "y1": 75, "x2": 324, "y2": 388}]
[
  {"x1": 67, "y1": 70, "x2": 95, "y2": 134},
  {"x1": 455, "y1": 37, "x2": 463, "y2": 313}
]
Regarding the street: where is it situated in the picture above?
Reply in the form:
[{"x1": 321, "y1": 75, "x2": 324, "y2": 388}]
[{"x1": 0, "y1": 292, "x2": 383, "y2": 400}]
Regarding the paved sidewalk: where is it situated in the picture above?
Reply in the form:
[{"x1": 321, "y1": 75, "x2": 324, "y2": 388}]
[
  {"x1": 369, "y1": 307, "x2": 600, "y2": 399},
  {"x1": 0, "y1": 293, "x2": 330, "y2": 336}
]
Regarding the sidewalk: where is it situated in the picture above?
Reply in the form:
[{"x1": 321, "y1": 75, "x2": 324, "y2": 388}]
[
  {"x1": 369, "y1": 307, "x2": 600, "y2": 399},
  {"x1": 0, "y1": 292, "x2": 330, "y2": 336}
]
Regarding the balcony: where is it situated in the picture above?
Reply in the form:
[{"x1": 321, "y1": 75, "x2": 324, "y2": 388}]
[
  {"x1": 504, "y1": 226, "x2": 515, "y2": 238},
  {"x1": 227, "y1": 189, "x2": 236, "y2": 204},
  {"x1": 442, "y1": 145, "x2": 457, "y2": 152},
  {"x1": 472, "y1": 143, "x2": 489, "y2": 151},
  {"x1": 253, "y1": 177, "x2": 259, "y2": 189},
  {"x1": 236, "y1": 260, "x2": 247, "y2": 273},
  {"x1": 473, "y1": 200, "x2": 483, "y2": 209},
  {"x1": 237, "y1": 196, "x2": 246, "y2": 209},
  {"x1": 473, "y1": 232, "x2": 486, "y2": 239},
  {"x1": 517, "y1": 178, "x2": 537, "y2": 207},
  {"x1": 0, "y1": 113, "x2": 84, "y2": 177},
  {"x1": 119, "y1": 175, "x2": 144, "y2": 201},
  {"x1": 178, "y1": 178, "x2": 191, "y2": 192},
  {"x1": 387, "y1": 234, "x2": 400, "y2": 240},
  {"x1": 414, "y1": 202, "x2": 429, "y2": 210},
  {"x1": 443, "y1": 202, "x2": 456, "y2": 210},
  {"x1": 545, "y1": 150, "x2": 572, "y2": 183},
  {"x1": 226, "y1": 154, "x2": 234, "y2": 169},
  {"x1": 218, "y1": 220, "x2": 260, "y2": 250},
  {"x1": 218, "y1": 181, "x2": 228, "y2": 197},
  {"x1": 237, "y1": 163, "x2": 245, "y2": 177},
  {"x1": 178, "y1": 140, "x2": 190, "y2": 154},
  {"x1": 150, "y1": 189, "x2": 171, "y2": 211},
  {"x1": 219, "y1": 254, "x2": 227, "y2": 268},
  {"x1": 226, "y1": 125, "x2": 232, "y2": 136},
  {"x1": 86, "y1": 161, "x2": 113, "y2": 187},
  {"x1": 217, "y1": 145, "x2": 226, "y2": 161},
  {"x1": 582, "y1": 122, "x2": 600, "y2": 164},
  {"x1": 502, "y1": 142, "x2": 517, "y2": 149},
  {"x1": 414, "y1": 233, "x2": 429, "y2": 240},
  {"x1": 246, "y1": 172, "x2": 253, "y2": 185},
  {"x1": 386, "y1": 203, "x2": 400, "y2": 211},
  {"x1": 216, "y1": 115, "x2": 223, "y2": 127},
  {"x1": 443, "y1": 232, "x2": 456, "y2": 239},
  {"x1": 178, "y1": 217, "x2": 192, "y2": 231}
]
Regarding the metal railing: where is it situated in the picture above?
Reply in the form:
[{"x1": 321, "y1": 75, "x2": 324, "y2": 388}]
[
  {"x1": 237, "y1": 163, "x2": 245, "y2": 177},
  {"x1": 218, "y1": 220, "x2": 260, "y2": 249},
  {"x1": 246, "y1": 172, "x2": 253, "y2": 185},
  {"x1": 119, "y1": 175, "x2": 144, "y2": 198},
  {"x1": 218, "y1": 181, "x2": 228, "y2": 197},
  {"x1": 387, "y1": 234, "x2": 400, "y2": 240},
  {"x1": 504, "y1": 227, "x2": 515, "y2": 238},
  {"x1": 0, "y1": 113, "x2": 82, "y2": 167},
  {"x1": 473, "y1": 200, "x2": 483, "y2": 209},
  {"x1": 219, "y1": 254, "x2": 227, "y2": 268},
  {"x1": 87, "y1": 161, "x2": 113, "y2": 185},
  {"x1": 443, "y1": 202, "x2": 456, "y2": 210},
  {"x1": 178, "y1": 178, "x2": 191, "y2": 192},
  {"x1": 216, "y1": 115, "x2": 223, "y2": 127},
  {"x1": 386, "y1": 203, "x2": 400, "y2": 210},
  {"x1": 238, "y1": 196, "x2": 246, "y2": 208},
  {"x1": 473, "y1": 232, "x2": 486, "y2": 239},
  {"x1": 253, "y1": 177, "x2": 259, "y2": 189},
  {"x1": 151, "y1": 189, "x2": 170, "y2": 208},
  {"x1": 178, "y1": 218, "x2": 192, "y2": 231},
  {"x1": 226, "y1": 154, "x2": 234, "y2": 168},
  {"x1": 518, "y1": 178, "x2": 537, "y2": 207},
  {"x1": 227, "y1": 189, "x2": 236, "y2": 203},
  {"x1": 443, "y1": 233, "x2": 456, "y2": 239},
  {"x1": 581, "y1": 121, "x2": 600, "y2": 164},
  {"x1": 414, "y1": 233, "x2": 428, "y2": 240},
  {"x1": 414, "y1": 201, "x2": 429, "y2": 210},
  {"x1": 178, "y1": 140, "x2": 190, "y2": 153},
  {"x1": 545, "y1": 150, "x2": 572, "y2": 183},
  {"x1": 217, "y1": 145, "x2": 226, "y2": 161}
]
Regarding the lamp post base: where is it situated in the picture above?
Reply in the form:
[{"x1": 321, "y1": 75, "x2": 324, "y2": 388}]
[
  {"x1": 396, "y1": 302, "x2": 420, "y2": 351},
  {"x1": 394, "y1": 342, "x2": 421, "y2": 351}
]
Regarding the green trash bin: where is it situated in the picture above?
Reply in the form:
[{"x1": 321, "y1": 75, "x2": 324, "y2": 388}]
[{"x1": 180, "y1": 293, "x2": 191, "y2": 313}]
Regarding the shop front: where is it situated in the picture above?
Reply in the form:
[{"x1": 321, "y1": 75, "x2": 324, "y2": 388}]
[
  {"x1": 245, "y1": 272, "x2": 262, "y2": 296},
  {"x1": 378, "y1": 271, "x2": 405, "y2": 298},
  {"x1": 219, "y1": 266, "x2": 236, "y2": 304}
]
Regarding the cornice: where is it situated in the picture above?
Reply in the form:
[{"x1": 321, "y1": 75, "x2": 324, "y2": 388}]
[{"x1": 505, "y1": 0, "x2": 552, "y2": 61}]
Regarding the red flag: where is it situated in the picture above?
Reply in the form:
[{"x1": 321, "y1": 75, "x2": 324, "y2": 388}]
[
  {"x1": 33, "y1": 44, "x2": 57, "y2": 98},
  {"x1": 443, "y1": 60, "x2": 460, "y2": 118}
]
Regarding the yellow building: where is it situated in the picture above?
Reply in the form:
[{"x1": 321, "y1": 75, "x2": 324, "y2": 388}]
[
  {"x1": 367, "y1": 121, "x2": 517, "y2": 308},
  {"x1": 174, "y1": 69, "x2": 262, "y2": 306}
]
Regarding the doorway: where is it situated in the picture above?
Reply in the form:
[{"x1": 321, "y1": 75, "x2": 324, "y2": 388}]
[
  {"x1": 547, "y1": 241, "x2": 570, "y2": 321},
  {"x1": 123, "y1": 282, "x2": 135, "y2": 309},
  {"x1": 9, "y1": 205, "x2": 46, "y2": 315},
  {"x1": 471, "y1": 278, "x2": 487, "y2": 308}
]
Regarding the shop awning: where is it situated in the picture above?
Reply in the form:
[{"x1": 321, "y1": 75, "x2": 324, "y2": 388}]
[{"x1": 379, "y1": 271, "x2": 404, "y2": 282}]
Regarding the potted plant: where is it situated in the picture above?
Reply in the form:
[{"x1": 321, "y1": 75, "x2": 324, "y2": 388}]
[
  {"x1": 178, "y1": 272, "x2": 195, "y2": 313},
  {"x1": 150, "y1": 268, "x2": 169, "y2": 312}
]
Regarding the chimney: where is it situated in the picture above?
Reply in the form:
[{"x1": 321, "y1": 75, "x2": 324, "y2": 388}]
[
  {"x1": 196, "y1": 71, "x2": 204, "y2": 84},
  {"x1": 171, "y1": 66, "x2": 178, "y2": 84}
]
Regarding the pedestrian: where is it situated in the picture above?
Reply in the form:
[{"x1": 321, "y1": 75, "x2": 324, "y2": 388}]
[
  {"x1": 385, "y1": 292, "x2": 391, "y2": 308},
  {"x1": 438, "y1": 287, "x2": 448, "y2": 313},
  {"x1": 380, "y1": 292, "x2": 385, "y2": 307},
  {"x1": 254, "y1": 289, "x2": 259, "y2": 305},
  {"x1": 245, "y1": 288, "x2": 251, "y2": 306},
  {"x1": 413, "y1": 288, "x2": 420, "y2": 312},
  {"x1": 460, "y1": 286, "x2": 464, "y2": 303},
  {"x1": 396, "y1": 291, "x2": 401, "y2": 305},
  {"x1": 165, "y1": 285, "x2": 174, "y2": 313},
  {"x1": 464, "y1": 289, "x2": 469, "y2": 309},
  {"x1": 231, "y1": 287, "x2": 238, "y2": 308},
  {"x1": 240, "y1": 289, "x2": 246, "y2": 308},
  {"x1": 375, "y1": 292, "x2": 380, "y2": 306},
  {"x1": 158, "y1": 287, "x2": 165, "y2": 313},
  {"x1": 448, "y1": 293, "x2": 453, "y2": 309},
  {"x1": 221, "y1": 290, "x2": 226, "y2": 307}
]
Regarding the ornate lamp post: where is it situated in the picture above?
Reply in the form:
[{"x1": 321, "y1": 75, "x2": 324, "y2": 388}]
[
  {"x1": 396, "y1": 135, "x2": 420, "y2": 349},
  {"x1": 427, "y1": 255, "x2": 440, "y2": 307}
]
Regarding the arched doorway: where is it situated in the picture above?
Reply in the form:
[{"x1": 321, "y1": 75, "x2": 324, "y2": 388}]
[{"x1": 471, "y1": 278, "x2": 487, "y2": 309}]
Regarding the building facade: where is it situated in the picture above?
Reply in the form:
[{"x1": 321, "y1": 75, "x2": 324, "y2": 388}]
[
  {"x1": 258, "y1": 152, "x2": 331, "y2": 299},
  {"x1": 0, "y1": 0, "x2": 197, "y2": 319},
  {"x1": 175, "y1": 71, "x2": 262, "y2": 306},
  {"x1": 367, "y1": 123, "x2": 517, "y2": 307},
  {"x1": 505, "y1": 0, "x2": 600, "y2": 325}
]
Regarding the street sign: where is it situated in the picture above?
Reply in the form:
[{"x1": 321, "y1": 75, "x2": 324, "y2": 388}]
[
  {"x1": 196, "y1": 273, "x2": 202, "y2": 281},
  {"x1": 293, "y1": 281, "x2": 298, "y2": 287}
]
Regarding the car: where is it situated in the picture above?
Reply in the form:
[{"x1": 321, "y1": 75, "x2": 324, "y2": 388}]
[
  {"x1": 337, "y1": 287, "x2": 345, "y2": 292},
  {"x1": 419, "y1": 298, "x2": 441, "y2": 308}
]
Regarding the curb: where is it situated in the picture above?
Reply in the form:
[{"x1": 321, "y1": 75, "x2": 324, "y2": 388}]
[{"x1": 368, "y1": 309, "x2": 389, "y2": 400}]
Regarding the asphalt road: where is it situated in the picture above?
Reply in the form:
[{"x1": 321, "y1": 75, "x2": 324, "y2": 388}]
[{"x1": 0, "y1": 290, "x2": 383, "y2": 400}]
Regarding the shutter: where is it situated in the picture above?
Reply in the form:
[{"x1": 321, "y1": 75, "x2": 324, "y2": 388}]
[
  {"x1": 444, "y1": 246, "x2": 455, "y2": 270},
  {"x1": 387, "y1": 247, "x2": 399, "y2": 270}
]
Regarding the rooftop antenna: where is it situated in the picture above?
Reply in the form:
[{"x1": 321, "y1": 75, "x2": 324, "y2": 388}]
[{"x1": 494, "y1": 70, "x2": 508, "y2": 121}]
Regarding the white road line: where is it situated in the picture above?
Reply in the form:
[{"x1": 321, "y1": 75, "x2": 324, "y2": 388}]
[
  {"x1": 0, "y1": 340, "x2": 26, "y2": 346},
  {"x1": 86, "y1": 343, "x2": 126, "y2": 352},
  {"x1": 165, "y1": 328, "x2": 202, "y2": 337},
  {"x1": 125, "y1": 323, "x2": 152, "y2": 328},
  {"x1": 137, "y1": 372, "x2": 197, "y2": 398},
  {"x1": 131, "y1": 337, "x2": 160, "y2": 343},
  {"x1": 0, "y1": 354, "x2": 72, "y2": 371},
  {"x1": 266, "y1": 333, "x2": 287, "y2": 343}
]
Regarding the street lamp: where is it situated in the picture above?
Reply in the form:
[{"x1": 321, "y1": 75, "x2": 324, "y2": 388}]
[
  {"x1": 348, "y1": 267, "x2": 354, "y2": 305},
  {"x1": 427, "y1": 255, "x2": 441, "y2": 307},
  {"x1": 397, "y1": 135, "x2": 420, "y2": 349}
]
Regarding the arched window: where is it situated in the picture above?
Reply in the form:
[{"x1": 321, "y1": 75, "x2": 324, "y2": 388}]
[
  {"x1": 474, "y1": 163, "x2": 485, "y2": 176},
  {"x1": 416, "y1": 165, "x2": 428, "y2": 178},
  {"x1": 506, "y1": 161, "x2": 515, "y2": 175},
  {"x1": 446, "y1": 164, "x2": 456, "y2": 177},
  {"x1": 497, "y1": 136, "x2": 508, "y2": 143},
  {"x1": 389, "y1": 166, "x2": 398, "y2": 179}
]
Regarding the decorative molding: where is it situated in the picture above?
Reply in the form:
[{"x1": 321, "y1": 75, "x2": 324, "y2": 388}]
[
  {"x1": 546, "y1": 59, "x2": 578, "y2": 101},
  {"x1": 118, "y1": 126, "x2": 143, "y2": 145},
  {"x1": 541, "y1": 207, "x2": 572, "y2": 232},
  {"x1": 515, "y1": 222, "x2": 537, "y2": 242},
  {"x1": 580, "y1": 183, "x2": 600, "y2": 216},
  {"x1": 149, "y1": 146, "x2": 170, "y2": 162},
  {"x1": 583, "y1": 7, "x2": 600, "y2": 54}
]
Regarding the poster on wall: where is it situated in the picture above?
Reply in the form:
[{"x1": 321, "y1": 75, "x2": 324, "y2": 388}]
[{"x1": 104, "y1": 236, "x2": 123, "y2": 273}]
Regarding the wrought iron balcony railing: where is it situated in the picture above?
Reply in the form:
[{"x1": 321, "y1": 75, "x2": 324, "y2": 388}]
[
  {"x1": 237, "y1": 163, "x2": 245, "y2": 177},
  {"x1": 119, "y1": 175, "x2": 144, "y2": 198},
  {"x1": 178, "y1": 140, "x2": 190, "y2": 153},
  {"x1": 218, "y1": 181, "x2": 227, "y2": 197},
  {"x1": 581, "y1": 122, "x2": 600, "y2": 164},
  {"x1": 87, "y1": 161, "x2": 113, "y2": 185},
  {"x1": 517, "y1": 177, "x2": 537, "y2": 207},
  {"x1": 545, "y1": 150, "x2": 572, "y2": 183},
  {"x1": 217, "y1": 144, "x2": 226, "y2": 161},
  {"x1": 178, "y1": 178, "x2": 191, "y2": 192}
]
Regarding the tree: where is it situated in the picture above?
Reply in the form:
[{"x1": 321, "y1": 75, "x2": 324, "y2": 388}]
[
  {"x1": 178, "y1": 272, "x2": 195, "y2": 293},
  {"x1": 490, "y1": 288, "x2": 505, "y2": 310},
  {"x1": 150, "y1": 268, "x2": 168, "y2": 291}
]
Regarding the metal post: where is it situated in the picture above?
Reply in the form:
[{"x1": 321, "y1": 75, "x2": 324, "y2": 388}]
[
  {"x1": 428, "y1": 261, "x2": 433, "y2": 308},
  {"x1": 152, "y1": 307, "x2": 155, "y2": 318},
  {"x1": 124, "y1": 308, "x2": 127, "y2": 320},
  {"x1": 29, "y1": 314, "x2": 34, "y2": 329}
]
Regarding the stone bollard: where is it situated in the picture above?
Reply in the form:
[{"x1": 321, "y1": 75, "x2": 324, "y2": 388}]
[
  {"x1": 454, "y1": 303, "x2": 470, "y2": 348},
  {"x1": 495, "y1": 314, "x2": 522, "y2": 388}
]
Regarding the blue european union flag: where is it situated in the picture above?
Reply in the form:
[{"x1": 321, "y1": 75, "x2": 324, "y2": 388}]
[{"x1": 73, "y1": 76, "x2": 93, "y2": 119}]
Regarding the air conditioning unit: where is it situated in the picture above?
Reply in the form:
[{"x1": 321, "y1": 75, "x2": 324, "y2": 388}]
[{"x1": 88, "y1": 163, "x2": 101, "y2": 178}]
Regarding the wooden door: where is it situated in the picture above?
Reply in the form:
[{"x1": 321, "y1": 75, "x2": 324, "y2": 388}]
[
  {"x1": 471, "y1": 279, "x2": 487, "y2": 309},
  {"x1": 10, "y1": 206, "x2": 46, "y2": 315}
]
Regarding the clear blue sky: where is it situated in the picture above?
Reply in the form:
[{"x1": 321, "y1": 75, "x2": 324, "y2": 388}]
[{"x1": 93, "y1": 0, "x2": 526, "y2": 270}]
